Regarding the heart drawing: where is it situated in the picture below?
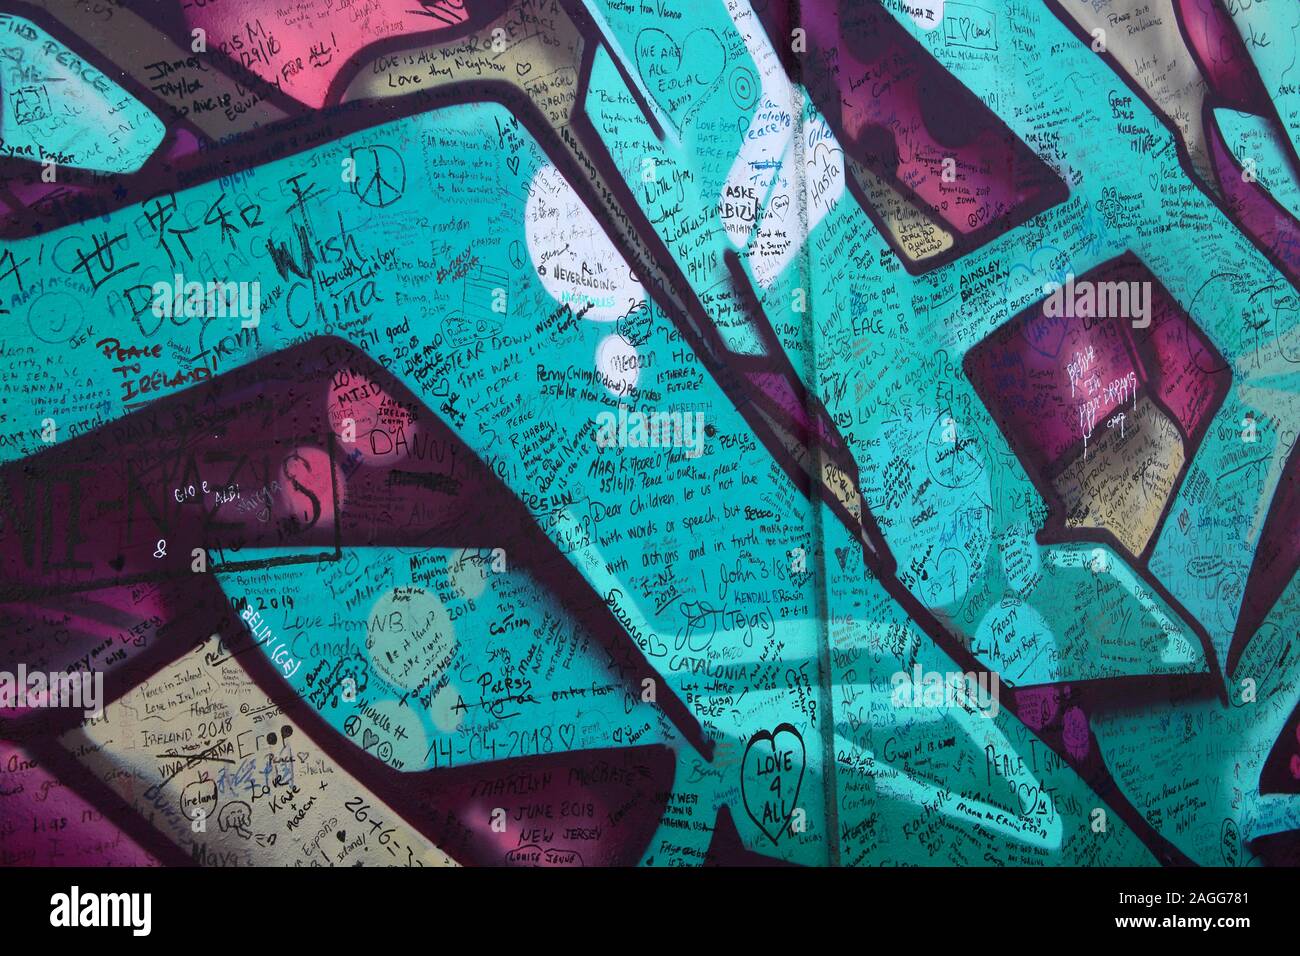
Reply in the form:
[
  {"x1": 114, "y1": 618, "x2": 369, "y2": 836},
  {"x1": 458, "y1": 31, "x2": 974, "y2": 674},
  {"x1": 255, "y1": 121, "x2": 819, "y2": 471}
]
[
  {"x1": 741, "y1": 723, "x2": 806, "y2": 845},
  {"x1": 633, "y1": 27, "x2": 726, "y2": 133}
]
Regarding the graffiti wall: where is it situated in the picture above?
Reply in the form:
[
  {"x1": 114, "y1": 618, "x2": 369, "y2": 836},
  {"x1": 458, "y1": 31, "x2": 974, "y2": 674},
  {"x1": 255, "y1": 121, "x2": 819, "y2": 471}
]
[{"x1": 0, "y1": 0, "x2": 1298, "y2": 870}]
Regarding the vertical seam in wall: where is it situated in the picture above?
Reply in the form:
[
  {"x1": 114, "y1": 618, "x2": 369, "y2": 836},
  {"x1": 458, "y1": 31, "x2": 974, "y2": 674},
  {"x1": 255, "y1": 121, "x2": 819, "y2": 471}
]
[{"x1": 787, "y1": 0, "x2": 840, "y2": 866}]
